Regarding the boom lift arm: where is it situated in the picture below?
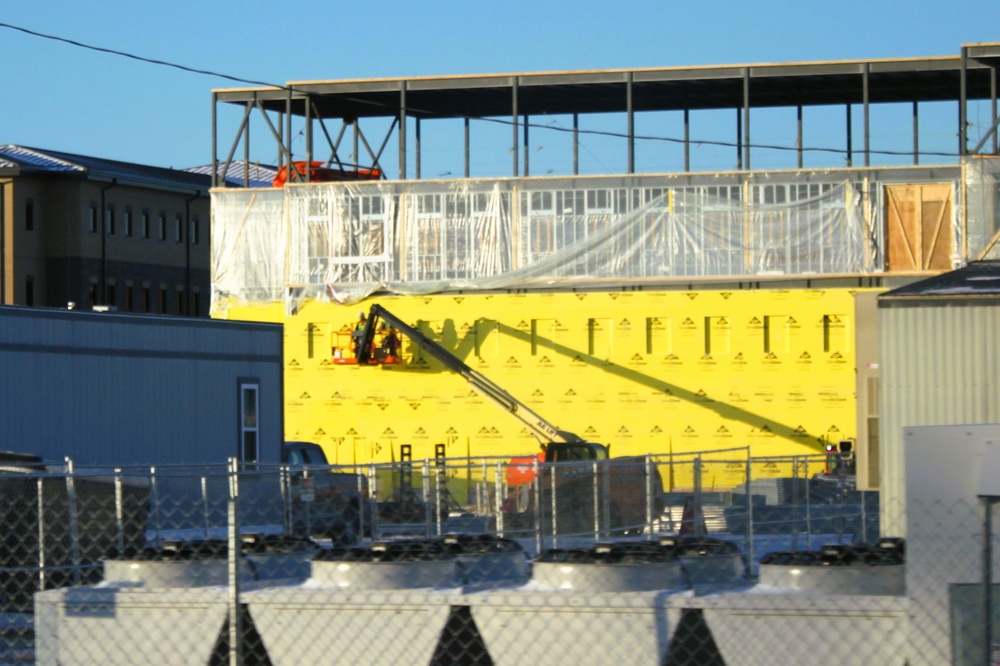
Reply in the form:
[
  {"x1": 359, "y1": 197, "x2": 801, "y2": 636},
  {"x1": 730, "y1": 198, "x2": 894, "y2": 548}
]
[{"x1": 356, "y1": 304, "x2": 606, "y2": 456}]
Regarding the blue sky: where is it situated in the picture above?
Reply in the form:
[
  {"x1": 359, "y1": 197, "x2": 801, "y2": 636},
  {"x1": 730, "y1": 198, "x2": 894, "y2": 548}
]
[{"x1": 2, "y1": 2, "x2": 999, "y2": 175}]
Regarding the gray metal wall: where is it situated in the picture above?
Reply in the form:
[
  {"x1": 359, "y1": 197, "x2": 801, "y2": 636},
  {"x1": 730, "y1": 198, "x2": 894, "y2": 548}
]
[
  {"x1": 878, "y1": 299, "x2": 1000, "y2": 535},
  {"x1": 0, "y1": 306, "x2": 283, "y2": 466}
]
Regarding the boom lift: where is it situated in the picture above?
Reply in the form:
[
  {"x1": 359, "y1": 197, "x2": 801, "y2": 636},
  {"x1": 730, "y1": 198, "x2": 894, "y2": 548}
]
[{"x1": 354, "y1": 304, "x2": 664, "y2": 535}]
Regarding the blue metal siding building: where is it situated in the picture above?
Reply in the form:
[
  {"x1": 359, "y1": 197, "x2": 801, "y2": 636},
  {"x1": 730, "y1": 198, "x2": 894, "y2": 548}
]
[{"x1": 0, "y1": 306, "x2": 283, "y2": 466}]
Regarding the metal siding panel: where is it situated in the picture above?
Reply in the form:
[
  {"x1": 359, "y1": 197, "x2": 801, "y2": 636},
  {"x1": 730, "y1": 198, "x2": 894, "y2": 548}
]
[
  {"x1": 0, "y1": 308, "x2": 283, "y2": 466},
  {"x1": 880, "y1": 302, "x2": 1000, "y2": 535}
]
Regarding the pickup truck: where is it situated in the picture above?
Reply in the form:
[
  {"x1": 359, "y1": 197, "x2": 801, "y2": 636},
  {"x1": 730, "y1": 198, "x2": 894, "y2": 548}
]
[{"x1": 281, "y1": 441, "x2": 371, "y2": 544}]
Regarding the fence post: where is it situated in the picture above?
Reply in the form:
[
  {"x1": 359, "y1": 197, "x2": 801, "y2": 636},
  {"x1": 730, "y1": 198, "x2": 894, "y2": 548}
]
[
  {"x1": 805, "y1": 458, "x2": 813, "y2": 550},
  {"x1": 592, "y1": 461, "x2": 600, "y2": 539},
  {"x1": 114, "y1": 468, "x2": 124, "y2": 555},
  {"x1": 37, "y1": 475, "x2": 46, "y2": 592},
  {"x1": 693, "y1": 456, "x2": 704, "y2": 538},
  {"x1": 64, "y1": 457, "x2": 81, "y2": 585},
  {"x1": 981, "y1": 497, "x2": 996, "y2": 666},
  {"x1": 550, "y1": 464, "x2": 559, "y2": 549},
  {"x1": 533, "y1": 456, "x2": 542, "y2": 555},
  {"x1": 149, "y1": 466, "x2": 161, "y2": 545},
  {"x1": 646, "y1": 455, "x2": 655, "y2": 539},
  {"x1": 494, "y1": 462, "x2": 505, "y2": 536},
  {"x1": 201, "y1": 475, "x2": 211, "y2": 540},
  {"x1": 368, "y1": 463, "x2": 379, "y2": 540},
  {"x1": 227, "y1": 458, "x2": 242, "y2": 666},
  {"x1": 745, "y1": 453, "x2": 754, "y2": 576},
  {"x1": 422, "y1": 459, "x2": 432, "y2": 537}
]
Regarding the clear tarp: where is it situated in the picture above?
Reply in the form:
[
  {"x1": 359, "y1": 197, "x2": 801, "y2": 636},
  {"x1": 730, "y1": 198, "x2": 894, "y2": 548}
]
[
  {"x1": 211, "y1": 174, "x2": 876, "y2": 312},
  {"x1": 965, "y1": 156, "x2": 1000, "y2": 260}
]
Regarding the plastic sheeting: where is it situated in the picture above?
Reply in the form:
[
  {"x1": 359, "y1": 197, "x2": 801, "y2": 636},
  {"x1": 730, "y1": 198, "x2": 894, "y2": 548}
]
[
  {"x1": 966, "y1": 156, "x2": 1000, "y2": 260},
  {"x1": 211, "y1": 176, "x2": 873, "y2": 312}
]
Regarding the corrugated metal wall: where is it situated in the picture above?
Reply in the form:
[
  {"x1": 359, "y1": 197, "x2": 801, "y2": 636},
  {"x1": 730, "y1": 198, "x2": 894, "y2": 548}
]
[
  {"x1": 0, "y1": 307, "x2": 284, "y2": 466},
  {"x1": 879, "y1": 300, "x2": 1000, "y2": 535}
]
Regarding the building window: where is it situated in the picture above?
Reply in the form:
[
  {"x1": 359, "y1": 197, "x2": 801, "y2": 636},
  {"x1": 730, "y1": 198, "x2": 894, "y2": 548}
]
[
  {"x1": 124, "y1": 282, "x2": 134, "y2": 311},
  {"x1": 239, "y1": 380, "x2": 260, "y2": 464},
  {"x1": 124, "y1": 208, "x2": 133, "y2": 237},
  {"x1": 158, "y1": 287, "x2": 167, "y2": 313},
  {"x1": 142, "y1": 210, "x2": 150, "y2": 239},
  {"x1": 142, "y1": 285, "x2": 151, "y2": 313},
  {"x1": 176, "y1": 288, "x2": 184, "y2": 315},
  {"x1": 25, "y1": 275, "x2": 34, "y2": 307},
  {"x1": 175, "y1": 215, "x2": 183, "y2": 243},
  {"x1": 106, "y1": 281, "x2": 116, "y2": 308},
  {"x1": 88, "y1": 281, "x2": 98, "y2": 307},
  {"x1": 192, "y1": 290, "x2": 201, "y2": 316},
  {"x1": 25, "y1": 199, "x2": 34, "y2": 231},
  {"x1": 105, "y1": 206, "x2": 115, "y2": 235},
  {"x1": 88, "y1": 204, "x2": 98, "y2": 233},
  {"x1": 158, "y1": 213, "x2": 167, "y2": 241},
  {"x1": 190, "y1": 217, "x2": 200, "y2": 245}
]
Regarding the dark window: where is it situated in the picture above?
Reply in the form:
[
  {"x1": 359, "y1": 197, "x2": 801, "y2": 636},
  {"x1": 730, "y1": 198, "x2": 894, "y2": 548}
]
[
  {"x1": 158, "y1": 288, "x2": 167, "y2": 313},
  {"x1": 25, "y1": 199, "x2": 34, "y2": 231},
  {"x1": 175, "y1": 215, "x2": 183, "y2": 243},
  {"x1": 25, "y1": 275, "x2": 33, "y2": 306},
  {"x1": 88, "y1": 205, "x2": 98, "y2": 233},
  {"x1": 190, "y1": 217, "x2": 200, "y2": 245},
  {"x1": 142, "y1": 210, "x2": 150, "y2": 239},
  {"x1": 106, "y1": 282, "x2": 116, "y2": 307},
  {"x1": 239, "y1": 382, "x2": 260, "y2": 464},
  {"x1": 105, "y1": 206, "x2": 115, "y2": 235},
  {"x1": 124, "y1": 285, "x2": 134, "y2": 311},
  {"x1": 142, "y1": 287, "x2": 151, "y2": 313},
  {"x1": 176, "y1": 289, "x2": 184, "y2": 315},
  {"x1": 124, "y1": 209, "x2": 133, "y2": 237},
  {"x1": 158, "y1": 214, "x2": 167, "y2": 241},
  {"x1": 88, "y1": 282, "x2": 97, "y2": 307},
  {"x1": 192, "y1": 291, "x2": 201, "y2": 316}
]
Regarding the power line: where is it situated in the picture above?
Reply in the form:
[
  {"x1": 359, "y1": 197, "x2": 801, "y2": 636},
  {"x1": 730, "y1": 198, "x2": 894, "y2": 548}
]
[
  {"x1": 0, "y1": 21, "x2": 287, "y2": 90},
  {"x1": 0, "y1": 20, "x2": 970, "y2": 161}
]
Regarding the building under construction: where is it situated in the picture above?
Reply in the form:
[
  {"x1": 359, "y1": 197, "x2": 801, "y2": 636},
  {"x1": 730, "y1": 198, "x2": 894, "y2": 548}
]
[{"x1": 207, "y1": 42, "x2": 1000, "y2": 490}]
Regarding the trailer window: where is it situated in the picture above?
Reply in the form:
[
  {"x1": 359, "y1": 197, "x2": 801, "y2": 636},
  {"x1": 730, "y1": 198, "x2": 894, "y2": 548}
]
[{"x1": 239, "y1": 381, "x2": 260, "y2": 464}]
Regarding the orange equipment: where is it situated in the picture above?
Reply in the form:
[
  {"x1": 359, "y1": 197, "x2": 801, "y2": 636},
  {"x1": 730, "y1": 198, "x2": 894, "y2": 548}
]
[{"x1": 272, "y1": 161, "x2": 382, "y2": 187}]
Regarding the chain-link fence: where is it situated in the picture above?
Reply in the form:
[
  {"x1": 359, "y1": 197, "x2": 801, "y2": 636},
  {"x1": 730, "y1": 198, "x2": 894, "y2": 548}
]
[{"x1": 3, "y1": 451, "x2": 987, "y2": 664}]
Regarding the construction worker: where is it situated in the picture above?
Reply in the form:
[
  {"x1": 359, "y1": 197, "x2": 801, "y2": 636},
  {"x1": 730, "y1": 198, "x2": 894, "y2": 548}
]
[
  {"x1": 351, "y1": 312, "x2": 367, "y2": 358},
  {"x1": 380, "y1": 326, "x2": 400, "y2": 359}
]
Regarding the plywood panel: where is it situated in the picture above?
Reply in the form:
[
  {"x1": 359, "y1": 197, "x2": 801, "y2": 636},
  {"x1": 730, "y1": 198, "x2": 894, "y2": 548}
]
[{"x1": 885, "y1": 183, "x2": 953, "y2": 271}]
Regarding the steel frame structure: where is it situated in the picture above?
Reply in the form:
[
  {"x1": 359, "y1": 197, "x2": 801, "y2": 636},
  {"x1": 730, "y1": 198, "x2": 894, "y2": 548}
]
[{"x1": 211, "y1": 42, "x2": 1000, "y2": 188}]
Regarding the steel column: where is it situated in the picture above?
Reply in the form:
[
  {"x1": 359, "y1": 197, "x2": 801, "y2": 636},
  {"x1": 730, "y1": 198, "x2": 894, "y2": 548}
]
[
  {"x1": 961, "y1": 46, "x2": 968, "y2": 157},
  {"x1": 913, "y1": 101, "x2": 920, "y2": 165},
  {"x1": 743, "y1": 68, "x2": 751, "y2": 170},
  {"x1": 244, "y1": 101, "x2": 250, "y2": 187},
  {"x1": 797, "y1": 105, "x2": 803, "y2": 168},
  {"x1": 684, "y1": 109, "x2": 690, "y2": 172},
  {"x1": 846, "y1": 104, "x2": 853, "y2": 167},
  {"x1": 627, "y1": 72, "x2": 635, "y2": 174},
  {"x1": 305, "y1": 95, "x2": 313, "y2": 180},
  {"x1": 573, "y1": 113, "x2": 579, "y2": 175},
  {"x1": 285, "y1": 89, "x2": 292, "y2": 174},
  {"x1": 523, "y1": 114, "x2": 529, "y2": 177},
  {"x1": 211, "y1": 92, "x2": 218, "y2": 188},
  {"x1": 464, "y1": 117, "x2": 470, "y2": 178},
  {"x1": 512, "y1": 79, "x2": 519, "y2": 177},
  {"x1": 399, "y1": 82, "x2": 407, "y2": 180},
  {"x1": 863, "y1": 63, "x2": 870, "y2": 167},
  {"x1": 415, "y1": 118, "x2": 421, "y2": 179},
  {"x1": 736, "y1": 108, "x2": 742, "y2": 170}
]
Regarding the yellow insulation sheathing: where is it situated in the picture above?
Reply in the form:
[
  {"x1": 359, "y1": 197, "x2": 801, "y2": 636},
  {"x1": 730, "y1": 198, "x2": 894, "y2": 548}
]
[{"x1": 220, "y1": 288, "x2": 875, "y2": 467}]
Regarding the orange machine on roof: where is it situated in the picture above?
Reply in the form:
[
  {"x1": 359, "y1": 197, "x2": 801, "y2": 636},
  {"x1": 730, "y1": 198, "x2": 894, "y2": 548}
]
[{"x1": 273, "y1": 161, "x2": 382, "y2": 187}]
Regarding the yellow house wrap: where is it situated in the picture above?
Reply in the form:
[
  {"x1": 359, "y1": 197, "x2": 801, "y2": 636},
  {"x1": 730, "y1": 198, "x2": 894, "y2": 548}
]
[{"x1": 220, "y1": 287, "x2": 873, "y2": 467}]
